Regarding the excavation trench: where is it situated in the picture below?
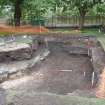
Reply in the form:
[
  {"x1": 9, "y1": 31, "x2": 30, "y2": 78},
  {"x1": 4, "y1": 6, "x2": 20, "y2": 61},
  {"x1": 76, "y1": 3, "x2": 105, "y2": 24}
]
[
  {"x1": 0, "y1": 35, "x2": 105, "y2": 102},
  {"x1": 34, "y1": 42, "x2": 94, "y2": 95}
]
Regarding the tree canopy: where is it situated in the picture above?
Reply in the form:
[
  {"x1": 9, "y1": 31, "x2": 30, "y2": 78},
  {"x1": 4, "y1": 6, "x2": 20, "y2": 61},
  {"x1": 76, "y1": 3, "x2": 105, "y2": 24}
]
[
  {"x1": 65, "y1": 0, "x2": 104, "y2": 29},
  {"x1": 0, "y1": 0, "x2": 105, "y2": 27}
]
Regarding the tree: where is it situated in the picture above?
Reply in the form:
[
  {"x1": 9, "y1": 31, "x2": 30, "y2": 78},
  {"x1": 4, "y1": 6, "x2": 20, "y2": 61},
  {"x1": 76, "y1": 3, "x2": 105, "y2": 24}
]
[
  {"x1": 69, "y1": 0, "x2": 103, "y2": 29},
  {"x1": 45, "y1": 0, "x2": 103, "y2": 29},
  {"x1": 0, "y1": 0, "x2": 24, "y2": 26},
  {"x1": 14, "y1": 0, "x2": 24, "y2": 26},
  {"x1": 46, "y1": 0, "x2": 71, "y2": 15},
  {"x1": 23, "y1": 0, "x2": 48, "y2": 19}
]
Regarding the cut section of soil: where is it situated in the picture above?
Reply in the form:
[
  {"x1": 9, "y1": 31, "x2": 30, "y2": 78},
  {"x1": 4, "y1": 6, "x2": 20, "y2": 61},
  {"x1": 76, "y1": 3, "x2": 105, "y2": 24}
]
[
  {"x1": 0, "y1": 37, "x2": 97, "y2": 105},
  {"x1": 34, "y1": 43, "x2": 93, "y2": 94},
  {"x1": 96, "y1": 68, "x2": 105, "y2": 99}
]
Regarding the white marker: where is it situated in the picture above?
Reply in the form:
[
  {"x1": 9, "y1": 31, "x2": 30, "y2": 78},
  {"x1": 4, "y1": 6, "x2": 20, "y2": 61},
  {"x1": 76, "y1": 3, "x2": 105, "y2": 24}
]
[
  {"x1": 84, "y1": 72, "x2": 86, "y2": 77},
  {"x1": 45, "y1": 38, "x2": 49, "y2": 49},
  {"x1": 91, "y1": 72, "x2": 95, "y2": 87},
  {"x1": 23, "y1": 35, "x2": 27, "y2": 38},
  {"x1": 60, "y1": 70, "x2": 73, "y2": 72}
]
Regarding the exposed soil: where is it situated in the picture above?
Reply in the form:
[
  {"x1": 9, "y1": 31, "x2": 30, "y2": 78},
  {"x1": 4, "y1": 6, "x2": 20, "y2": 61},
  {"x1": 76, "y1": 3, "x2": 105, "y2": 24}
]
[
  {"x1": 34, "y1": 43, "x2": 93, "y2": 94},
  {"x1": 0, "y1": 25, "x2": 49, "y2": 33},
  {"x1": 0, "y1": 34, "x2": 104, "y2": 105},
  {"x1": 0, "y1": 42, "x2": 96, "y2": 105},
  {"x1": 96, "y1": 68, "x2": 105, "y2": 98}
]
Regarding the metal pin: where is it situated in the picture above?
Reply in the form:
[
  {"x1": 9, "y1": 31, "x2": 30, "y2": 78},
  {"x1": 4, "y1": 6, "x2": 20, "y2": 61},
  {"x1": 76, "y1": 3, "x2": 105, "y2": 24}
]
[
  {"x1": 91, "y1": 58, "x2": 93, "y2": 62},
  {"x1": 23, "y1": 35, "x2": 27, "y2": 38},
  {"x1": 84, "y1": 72, "x2": 86, "y2": 77},
  {"x1": 88, "y1": 49, "x2": 90, "y2": 56},
  {"x1": 60, "y1": 70, "x2": 73, "y2": 72},
  {"x1": 91, "y1": 72, "x2": 95, "y2": 87},
  {"x1": 45, "y1": 38, "x2": 49, "y2": 49}
]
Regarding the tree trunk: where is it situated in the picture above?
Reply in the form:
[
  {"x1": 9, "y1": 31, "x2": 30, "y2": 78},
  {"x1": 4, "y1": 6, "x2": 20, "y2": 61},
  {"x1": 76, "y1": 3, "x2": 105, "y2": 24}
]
[
  {"x1": 14, "y1": 0, "x2": 21, "y2": 26},
  {"x1": 79, "y1": 9, "x2": 86, "y2": 30}
]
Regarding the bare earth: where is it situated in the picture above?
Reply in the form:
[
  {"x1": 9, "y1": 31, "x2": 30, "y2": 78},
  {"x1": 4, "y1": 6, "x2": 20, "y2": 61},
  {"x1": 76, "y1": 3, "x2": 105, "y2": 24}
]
[{"x1": 0, "y1": 43, "x2": 95, "y2": 105}]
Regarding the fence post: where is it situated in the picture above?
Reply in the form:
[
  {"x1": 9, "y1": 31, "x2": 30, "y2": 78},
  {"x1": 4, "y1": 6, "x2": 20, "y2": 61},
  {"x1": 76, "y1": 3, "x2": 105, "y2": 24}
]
[{"x1": 52, "y1": 15, "x2": 53, "y2": 27}]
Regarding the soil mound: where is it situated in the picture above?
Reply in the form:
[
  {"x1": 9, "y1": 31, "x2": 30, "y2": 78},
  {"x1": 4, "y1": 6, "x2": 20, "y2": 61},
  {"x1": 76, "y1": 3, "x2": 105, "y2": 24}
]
[{"x1": 0, "y1": 25, "x2": 49, "y2": 33}]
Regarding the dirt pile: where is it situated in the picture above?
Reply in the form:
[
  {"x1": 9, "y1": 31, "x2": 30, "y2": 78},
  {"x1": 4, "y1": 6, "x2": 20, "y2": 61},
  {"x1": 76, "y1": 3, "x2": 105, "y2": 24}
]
[
  {"x1": 96, "y1": 68, "x2": 105, "y2": 99},
  {"x1": 0, "y1": 25, "x2": 49, "y2": 33}
]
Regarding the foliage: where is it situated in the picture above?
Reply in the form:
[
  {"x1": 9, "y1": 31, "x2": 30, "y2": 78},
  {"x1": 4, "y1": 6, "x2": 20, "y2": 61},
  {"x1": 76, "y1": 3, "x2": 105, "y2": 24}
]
[
  {"x1": 68, "y1": 0, "x2": 104, "y2": 29},
  {"x1": 23, "y1": 0, "x2": 48, "y2": 19},
  {"x1": 0, "y1": 0, "x2": 105, "y2": 26}
]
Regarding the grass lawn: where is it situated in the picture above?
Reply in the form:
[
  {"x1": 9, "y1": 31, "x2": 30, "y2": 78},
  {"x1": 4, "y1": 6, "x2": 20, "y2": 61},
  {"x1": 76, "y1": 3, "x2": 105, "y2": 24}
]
[
  {"x1": 27, "y1": 93, "x2": 105, "y2": 105},
  {"x1": 60, "y1": 95, "x2": 105, "y2": 105},
  {"x1": 50, "y1": 28, "x2": 104, "y2": 36}
]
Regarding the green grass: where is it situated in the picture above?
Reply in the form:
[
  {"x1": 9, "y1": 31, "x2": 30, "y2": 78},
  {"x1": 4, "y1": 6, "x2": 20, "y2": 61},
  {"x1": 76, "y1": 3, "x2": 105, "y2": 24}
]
[
  {"x1": 81, "y1": 29, "x2": 104, "y2": 36},
  {"x1": 50, "y1": 28, "x2": 104, "y2": 36},
  {"x1": 0, "y1": 32, "x2": 15, "y2": 36},
  {"x1": 97, "y1": 37, "x2": 105, "y2": 49},
  {"x1": 24, "y1": 92, "x2": 105, "y2": 105},
  {"x1": 60, "y1": 95, "x2": 105, "y2": 105}
]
